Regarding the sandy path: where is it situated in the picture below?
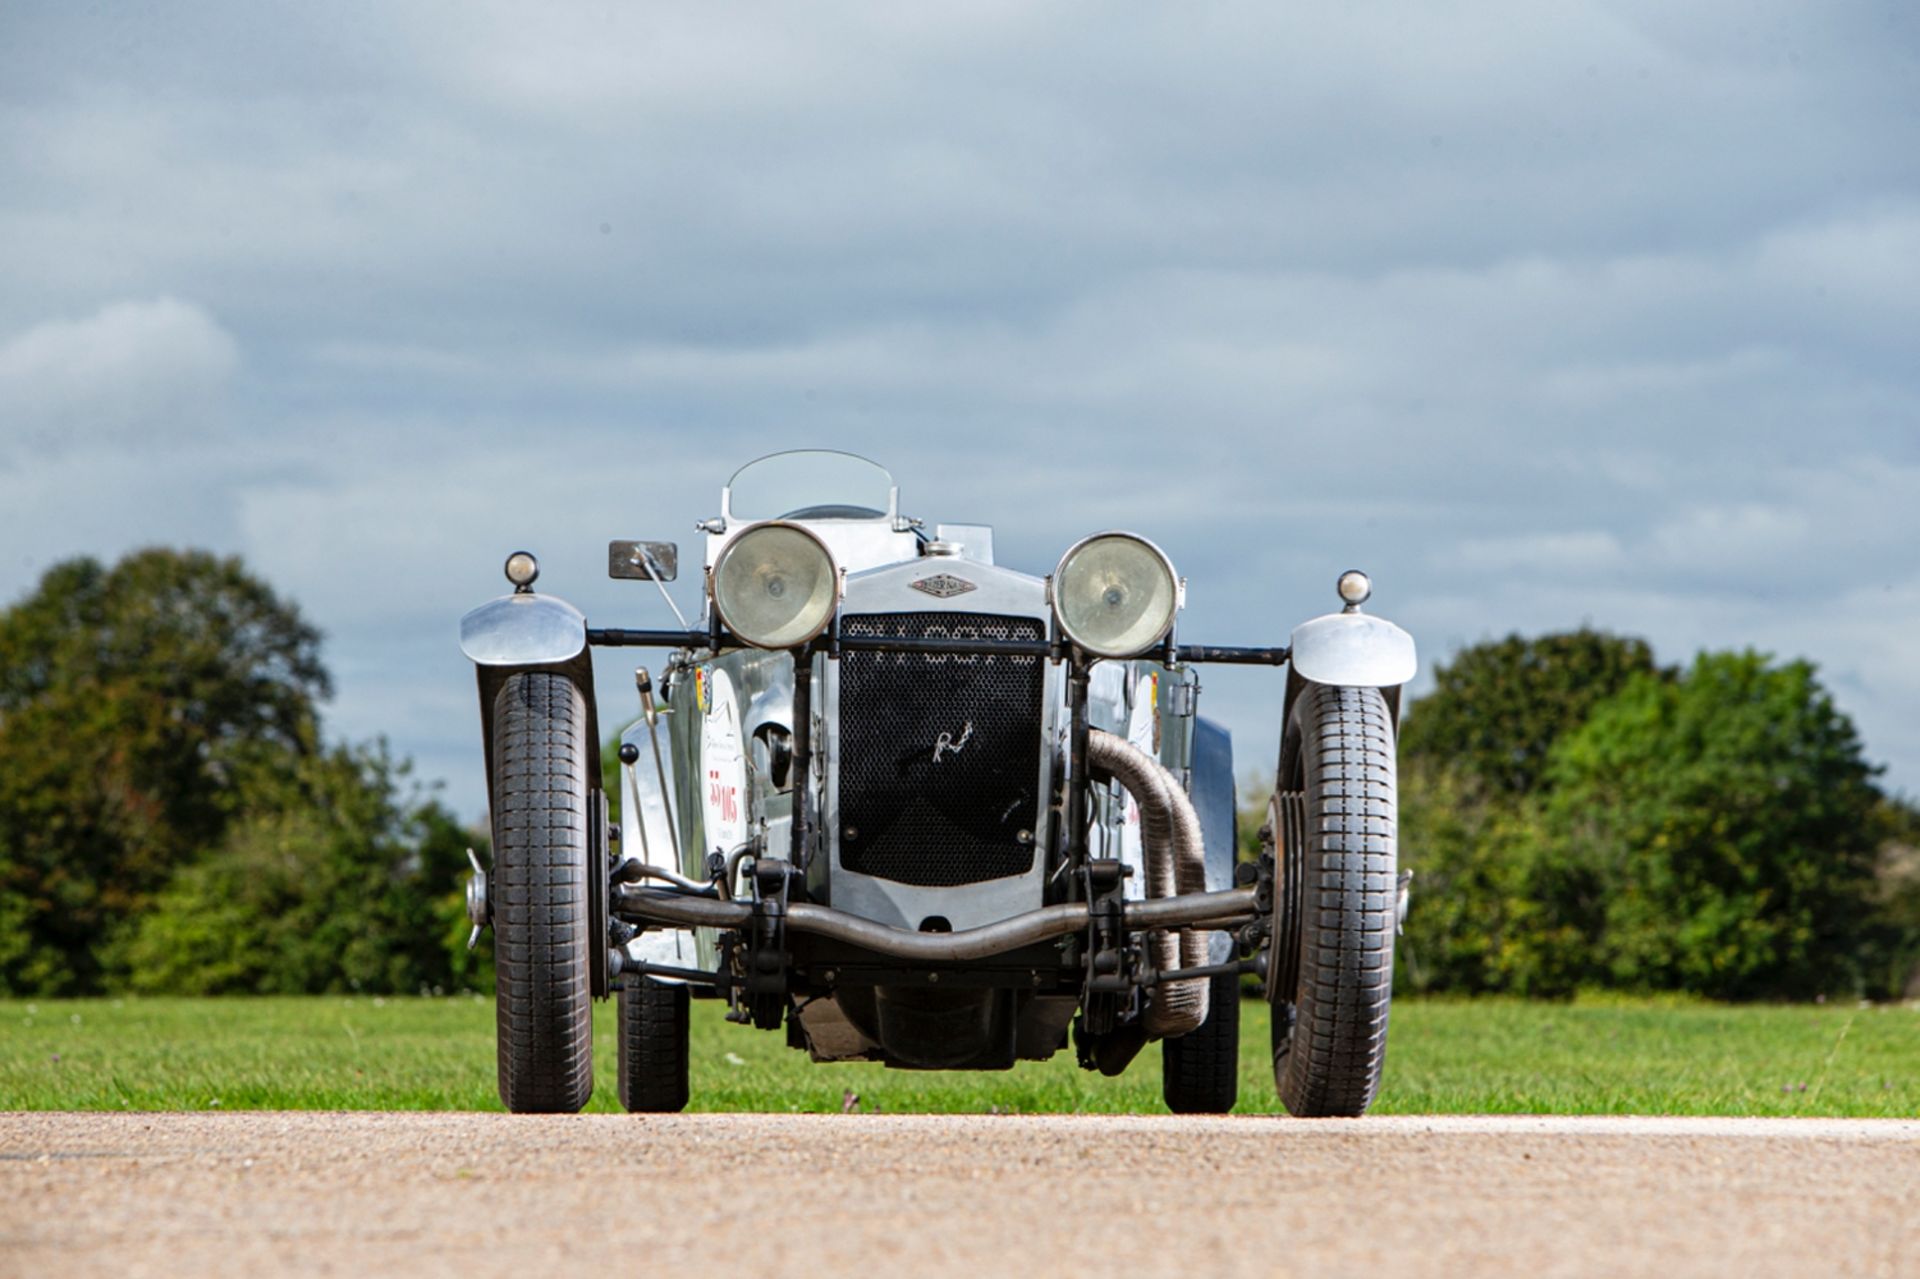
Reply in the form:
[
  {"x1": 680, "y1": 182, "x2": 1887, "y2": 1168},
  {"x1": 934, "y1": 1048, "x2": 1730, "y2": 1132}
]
[{"x1": 3, "y1": 1112, "x2": 1917, "y2": 1278}]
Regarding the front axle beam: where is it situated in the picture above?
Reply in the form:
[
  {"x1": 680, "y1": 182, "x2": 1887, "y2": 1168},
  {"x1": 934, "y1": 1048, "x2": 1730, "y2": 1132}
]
[{"x1": 611, "y1": 885, "x2": 1259, "y2": 963}]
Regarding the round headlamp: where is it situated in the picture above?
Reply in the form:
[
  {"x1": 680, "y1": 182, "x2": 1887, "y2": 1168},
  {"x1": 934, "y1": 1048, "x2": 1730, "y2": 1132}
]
[
  {"x1": 711, "y1": 522, "x2": 840, "y2": 649},
  {"x1": 1052, "y1": 532, "x2": 1180, "y2": 659},
  {"x1": 1337, "y1": 569, "x2": 1372, "y2": 608}
]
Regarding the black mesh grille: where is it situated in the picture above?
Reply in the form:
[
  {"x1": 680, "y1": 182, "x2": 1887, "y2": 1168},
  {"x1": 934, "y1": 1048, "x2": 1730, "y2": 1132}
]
[{"x1": 836, "y1": 612, "x2": 1045, "y2": 887}]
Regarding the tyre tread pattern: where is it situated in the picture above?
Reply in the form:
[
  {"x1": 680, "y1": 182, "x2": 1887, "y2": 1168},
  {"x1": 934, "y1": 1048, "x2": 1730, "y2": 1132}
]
[
  {"x1": 617, "y1": 978, "x2": 691, "y2": 1113},
  {"x1": 492, "y1": 671, "x2": 594, "y2": 1114},
  {"x1": 1275, "y1": 684, "x2": 1396, "y2": 1118},
  {"x1": 1161, "y1": 970, "x2": 1241, "y2": 1114}
]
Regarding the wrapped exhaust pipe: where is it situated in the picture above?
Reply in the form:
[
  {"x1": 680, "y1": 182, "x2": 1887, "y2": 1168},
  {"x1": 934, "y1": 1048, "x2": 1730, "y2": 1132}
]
[{"x1": 1087, "y1": 729, "x2": 1209, "y2": 1038}]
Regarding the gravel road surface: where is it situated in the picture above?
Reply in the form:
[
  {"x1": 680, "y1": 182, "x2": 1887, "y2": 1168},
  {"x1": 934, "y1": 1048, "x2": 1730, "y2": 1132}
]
[{"x1": 3, "y1": 1112, "x2": 1916, "y2": 1278}]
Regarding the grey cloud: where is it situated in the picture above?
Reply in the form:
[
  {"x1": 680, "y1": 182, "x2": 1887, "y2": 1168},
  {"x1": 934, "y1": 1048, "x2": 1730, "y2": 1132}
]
[
  {"x1": 0, "y1": 297, "x2": 238, "y2": 456},
  {"x1": 2, "y1": 2, "x2": 1917, "y2": 816}
]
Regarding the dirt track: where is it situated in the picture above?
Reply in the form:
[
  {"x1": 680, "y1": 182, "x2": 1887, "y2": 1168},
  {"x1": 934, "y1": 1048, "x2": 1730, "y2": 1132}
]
[{"x1": 2, "y1": 1112, "x2": 1916, "y2": 1278}]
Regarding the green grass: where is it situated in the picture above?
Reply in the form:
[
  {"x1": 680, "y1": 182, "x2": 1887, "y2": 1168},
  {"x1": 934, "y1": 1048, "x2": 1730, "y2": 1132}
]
[{"x1": 1, "y1": 995, "x2": 1915, "y2": 1115}]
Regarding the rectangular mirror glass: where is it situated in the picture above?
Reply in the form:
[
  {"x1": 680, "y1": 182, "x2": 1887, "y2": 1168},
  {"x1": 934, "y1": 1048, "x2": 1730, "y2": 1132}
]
[{"x1": 608, "y1": 540, "x2": 678, "y2": 582}]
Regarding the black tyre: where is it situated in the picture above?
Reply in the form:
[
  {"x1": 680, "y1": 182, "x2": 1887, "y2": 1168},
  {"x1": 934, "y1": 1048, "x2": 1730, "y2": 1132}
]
[
  {"x1": 1161, "y1": 970, "x2": 1241, "y2": 1114},
  {"x1": 491, "y1": 671, "x2": 594, "y2": 1113},
  {"x1": 1271, "y1": 683, "x2": 1397, "y2": 1118},
  {"x1": 617, "y1": 978, "x2": 691, "y2": 1113}
]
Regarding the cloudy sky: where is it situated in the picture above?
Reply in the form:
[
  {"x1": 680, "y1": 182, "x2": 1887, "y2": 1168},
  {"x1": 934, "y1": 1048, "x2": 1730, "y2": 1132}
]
[{"x1": 2, "y1": 2, "x2": 1916, "y2": 819}]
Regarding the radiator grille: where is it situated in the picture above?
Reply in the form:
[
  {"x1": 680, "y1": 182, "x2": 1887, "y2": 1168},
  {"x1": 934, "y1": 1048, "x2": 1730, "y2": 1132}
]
[{"x1": 836, "y1": 612, "x2": 1044, "y2": 887}]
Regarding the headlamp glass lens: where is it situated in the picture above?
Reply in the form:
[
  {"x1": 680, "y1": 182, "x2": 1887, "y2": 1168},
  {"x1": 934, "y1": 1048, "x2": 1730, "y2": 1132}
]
[
  {"x1": 1055, "y1": 534, "x2": 1178, "y2": 658},
  {"x1": 713, "y1": 524, "x2": 838, "y2": 648}
]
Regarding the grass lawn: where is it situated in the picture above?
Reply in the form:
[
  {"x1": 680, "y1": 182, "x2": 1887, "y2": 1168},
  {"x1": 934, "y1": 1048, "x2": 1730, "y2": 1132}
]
[{"x1": 1, "y1": 994, "x2": 1914, "y2": 1116}]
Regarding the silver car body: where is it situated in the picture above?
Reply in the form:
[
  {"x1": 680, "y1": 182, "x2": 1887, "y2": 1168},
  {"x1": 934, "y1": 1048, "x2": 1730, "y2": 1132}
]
[
  {"x1": 466, "y1": 450, "x2": 1416, "y2": 1069},
  {"x1": 606, "y1": 453, "x2": 1336, "y2": 1060}
]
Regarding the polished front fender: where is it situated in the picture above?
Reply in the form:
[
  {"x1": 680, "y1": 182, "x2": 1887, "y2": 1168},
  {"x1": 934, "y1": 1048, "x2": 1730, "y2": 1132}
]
[
  {"x1": 459, "y1": 593, "x2": 588, "y2": 667},
  {"x1": 1288, "y1": 611, "x2": 1417, "y2": 689}
]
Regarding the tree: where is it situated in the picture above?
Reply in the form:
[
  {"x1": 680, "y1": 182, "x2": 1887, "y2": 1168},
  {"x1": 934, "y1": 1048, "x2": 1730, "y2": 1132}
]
[
  {"x1": 1395, "y1": 758, "x2": 1597, "y2": 996},
  {"x1": 1397, "y1": 633, "x2": 1899, "y2": 999},
  {"x1": 0, "y1": 549, "x2": 329, "y2": 993},
  {"x1": 1866, "y1": 796, "x2": 1920, "y2": 996},
  {"x1": 1399, "y1": 628, "x2": 1664, "y2": 795},
  {"x1": 121, "y1": 743, "x2": 484, "y2": 995},
  {"x1": 1541, "y1": 651, "x2": 1883, "y2": 998},
  {"x1": 1397, "y1": 628, "x2": 1665, "y2": 995}
]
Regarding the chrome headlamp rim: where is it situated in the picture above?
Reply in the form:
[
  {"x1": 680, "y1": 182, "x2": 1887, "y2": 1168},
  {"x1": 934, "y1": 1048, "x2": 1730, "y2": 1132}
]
[
  {"x1": 709, "y1": 519, "x2": 842, "y2": 650},
  {"x1": 1050, "y1": 530, "x2": 1181, "y2": 659}
]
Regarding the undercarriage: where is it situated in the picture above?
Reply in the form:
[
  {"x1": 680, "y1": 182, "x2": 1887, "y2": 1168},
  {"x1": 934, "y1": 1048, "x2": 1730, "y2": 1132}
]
[{"x1": 609, "y1": 872, "x2": 1266, "y2": 1072}]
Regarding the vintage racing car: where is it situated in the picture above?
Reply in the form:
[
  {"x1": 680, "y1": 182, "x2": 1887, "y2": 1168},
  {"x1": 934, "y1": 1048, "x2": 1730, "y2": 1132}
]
[{"x1": 459, "y1": 450, "x2": 1415, "y2": 1115}]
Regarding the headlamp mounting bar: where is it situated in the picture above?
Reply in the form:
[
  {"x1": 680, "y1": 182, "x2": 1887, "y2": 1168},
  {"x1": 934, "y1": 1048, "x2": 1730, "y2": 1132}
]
[{"x1": 585, "y1": 626, "x2": 1289, "y2": 667}]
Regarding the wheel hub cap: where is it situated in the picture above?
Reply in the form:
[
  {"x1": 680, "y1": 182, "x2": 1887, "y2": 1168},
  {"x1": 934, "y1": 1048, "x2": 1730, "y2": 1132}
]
[{"x1": 464, "y1": 847, "x2": 490, "y2": 949}]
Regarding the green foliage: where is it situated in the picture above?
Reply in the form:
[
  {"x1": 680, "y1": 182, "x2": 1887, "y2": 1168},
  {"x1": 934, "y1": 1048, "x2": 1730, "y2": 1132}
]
[
  {"x1": 0, "y1": 547, "x2": 490, "y2": 996},
  {"x1": 1542, "y1": 652, "x2": 1883, "y2": 998},
  {"x1": 1234, "y1": 772, "x2": 1270, "y2": 865},
  {"x1": 602, "y1": 731, "x2": 623, "y2": 826},
  {"x1": 121, "y1": 744, "x2": 484, "y2": 995},
  {"x1": 1395, "y1": 760, "x2": 1590, "y2": 996},
  {"x1": 1865, "y1": 797, "x2": 1920, "y2": 996},
  {"x1": 1401, "y1": 640, "x2": 1899, "y2": 1000},
  {"x1": 0, "y1": 550, "x2": 328, "y2": 994},
  {"x1": 1399, "y1": 629, "x2": 1666, "y2": 995},
  {"x1": 1400, "y1": 627, "x2": 1663, "y2": 795}
]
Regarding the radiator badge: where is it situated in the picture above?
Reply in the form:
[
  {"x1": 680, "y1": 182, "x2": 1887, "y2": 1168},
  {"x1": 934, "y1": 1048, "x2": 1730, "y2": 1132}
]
[
  {"x1": 932, "y1": 721, "x2": 974, "y2": 764},
  {"x1": 910, "y1": 572, "x2": 976, "y2": 598}
]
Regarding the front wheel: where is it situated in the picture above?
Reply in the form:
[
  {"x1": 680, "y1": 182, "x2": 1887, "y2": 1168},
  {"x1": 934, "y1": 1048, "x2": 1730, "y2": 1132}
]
[
  {"x1": 1270, "y1": 683, "x2": 1397, "y2": 1117},
  {"x1": 490, "y1": 671, "x2": 595, "y2": 1114}
]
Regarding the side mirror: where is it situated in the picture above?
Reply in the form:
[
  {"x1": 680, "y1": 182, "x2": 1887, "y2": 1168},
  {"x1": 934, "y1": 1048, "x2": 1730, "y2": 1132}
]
[{"x1": 609, "y1": 540, "x2": 679, "y2": 582}]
